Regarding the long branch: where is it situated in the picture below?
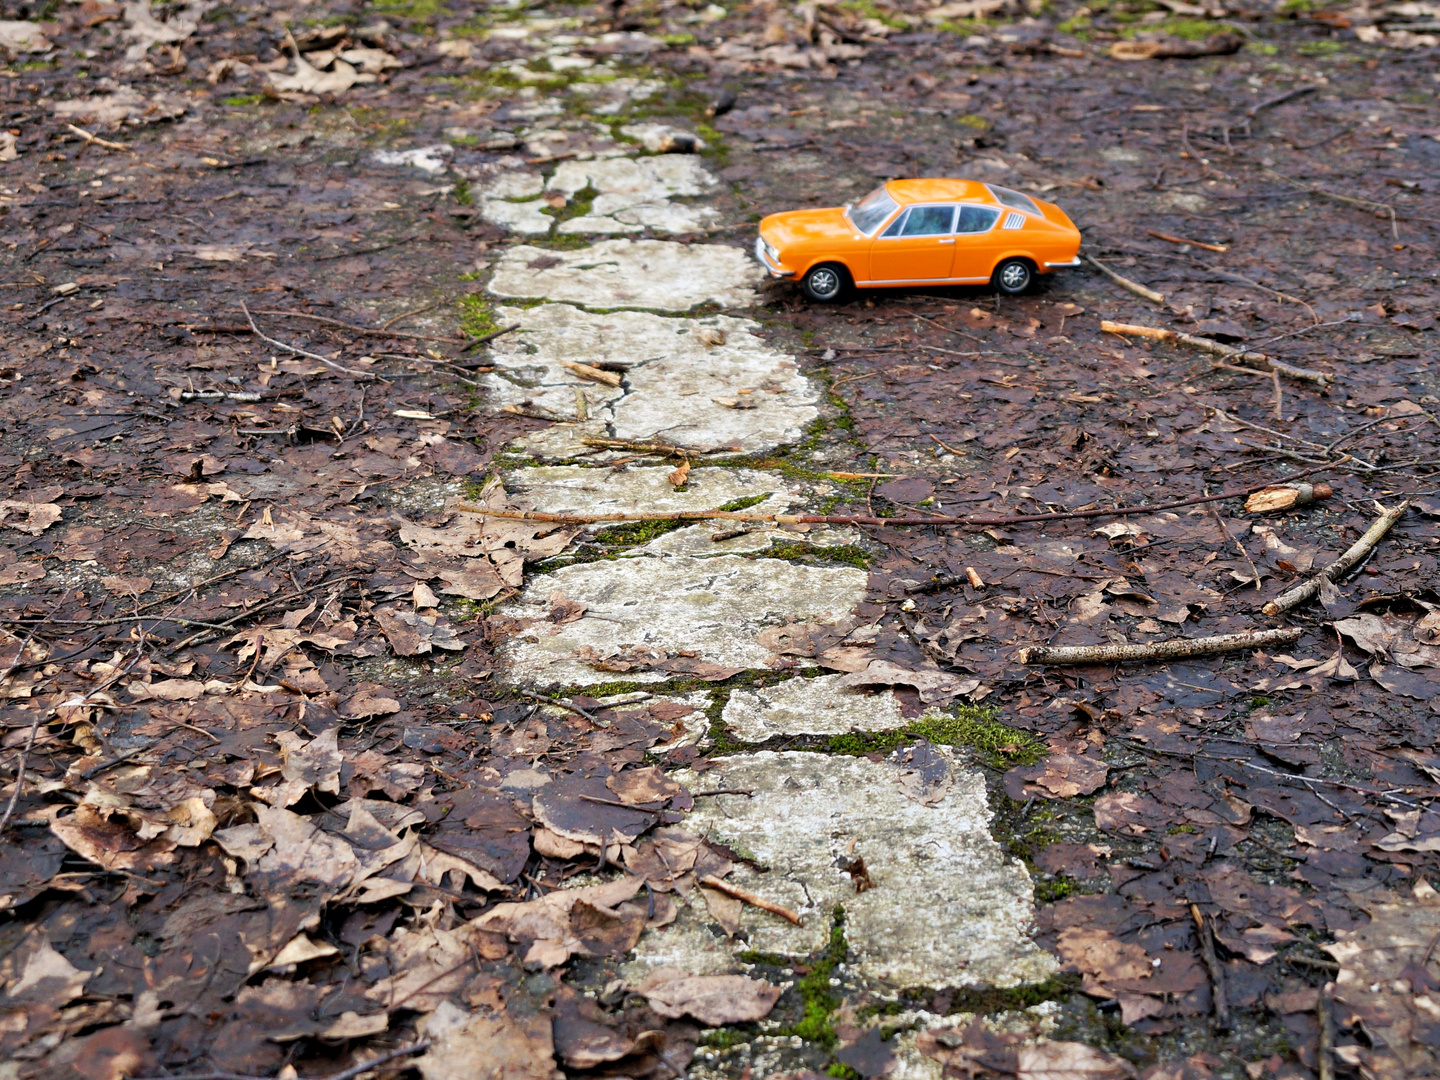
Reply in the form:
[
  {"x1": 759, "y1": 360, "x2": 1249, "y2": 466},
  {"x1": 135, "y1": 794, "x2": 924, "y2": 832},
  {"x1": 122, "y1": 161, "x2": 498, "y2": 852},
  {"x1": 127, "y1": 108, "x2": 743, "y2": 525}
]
[
  {"x1": 1260, "y1": 501, "x2": 1408, "y2": 616},
  {"x1": 455, "y1": 465, "x2": 1334, "y2": 530},
  {"x1": 1101, "y1": 320, "x2": 1334, "y2": 385},
  {"x1": 1018, "y1": 627, "x2": 1301, "y2": 666}
]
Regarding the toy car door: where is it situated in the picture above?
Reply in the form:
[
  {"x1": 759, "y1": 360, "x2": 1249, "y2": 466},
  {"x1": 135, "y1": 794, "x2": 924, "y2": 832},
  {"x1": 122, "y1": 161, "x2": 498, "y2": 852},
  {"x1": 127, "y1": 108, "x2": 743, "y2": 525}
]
[
  {"x1": 948, "y1": 204, "x2": 1004, "y2": 280},
  {"x1": 868, "y1": 204, "x2": 957, "y2": 283}
]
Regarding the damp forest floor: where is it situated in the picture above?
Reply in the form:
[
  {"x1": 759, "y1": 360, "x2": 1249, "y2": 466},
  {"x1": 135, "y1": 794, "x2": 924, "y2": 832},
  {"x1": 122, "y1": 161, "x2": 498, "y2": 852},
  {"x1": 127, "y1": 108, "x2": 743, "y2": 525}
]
[{"x1": 0, "y1": 2, "x2": 1438, "y2": 1080}]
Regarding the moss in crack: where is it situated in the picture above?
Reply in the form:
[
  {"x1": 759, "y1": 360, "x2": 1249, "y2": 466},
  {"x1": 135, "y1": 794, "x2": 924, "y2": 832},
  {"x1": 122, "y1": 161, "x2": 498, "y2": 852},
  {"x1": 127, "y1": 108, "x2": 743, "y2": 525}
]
[
  {"x1": 546, "y1": 183, "x2": 598, "y2": 224},
  {"x1": 789, "y1": 906, "x2": 848, "y2": 1048},
  {"x1": 825, "y1": 707, "x2": 1045, "y2": 767},
  {"x1": 458, "y1": 295, "x2": 499, "y2": 337},
  {"x1": 592, "y1": 518, "x2": 687, "y2": 545},
  {"x1": 716, "y1": 494, "x2": 771, "y2": 513},
  {"x1": 943, "y1": 974, "x2": 1082, "y2": 1014},
  {"x1": 1033, "y1": 877, "x2": 1077, "y2": 903},
  {"x1": 766, "y1": 541, "x2": 872, "y2": 569}
]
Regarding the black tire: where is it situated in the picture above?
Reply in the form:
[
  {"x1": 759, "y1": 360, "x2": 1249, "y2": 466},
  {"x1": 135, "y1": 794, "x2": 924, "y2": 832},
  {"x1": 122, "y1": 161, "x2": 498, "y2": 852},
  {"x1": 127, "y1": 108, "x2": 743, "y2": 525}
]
[
  {"x1": 801, "y1": 263, "x2": 847, "y2": 303},
  {"x1": 992, "y1": 258, "x2": 1034, "y2": 296}
]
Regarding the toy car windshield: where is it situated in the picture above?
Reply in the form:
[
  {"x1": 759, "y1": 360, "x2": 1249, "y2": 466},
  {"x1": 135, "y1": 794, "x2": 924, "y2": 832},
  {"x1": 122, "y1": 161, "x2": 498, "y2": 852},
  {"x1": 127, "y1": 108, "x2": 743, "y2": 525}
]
[{"x1": 846, "y1": 187, "x2": 899, "y2": 235}]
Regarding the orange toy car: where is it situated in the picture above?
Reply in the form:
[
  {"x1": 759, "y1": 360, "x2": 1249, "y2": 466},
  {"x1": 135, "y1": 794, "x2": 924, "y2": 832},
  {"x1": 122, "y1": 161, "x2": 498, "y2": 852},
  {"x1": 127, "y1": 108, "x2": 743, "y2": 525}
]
[{"x1": 754, "y1": 179, "x2": 1081, "y2": 302}]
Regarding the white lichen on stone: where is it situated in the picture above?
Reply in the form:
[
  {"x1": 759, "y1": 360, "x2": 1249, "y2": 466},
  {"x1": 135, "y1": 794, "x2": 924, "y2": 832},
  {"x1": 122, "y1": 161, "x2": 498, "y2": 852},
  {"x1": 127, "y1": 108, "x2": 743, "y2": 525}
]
[
  {"x1": 626, "y1": 751, "x2": 1057, "y2": 989},
  {"x1": 548, "y1": 155, "x2": 718, "y2": 234},
  {"x1": 482, "y1": 304, "x2": 818, "y2": 452},
  {"x1": 505, "y1": 465, "x2": 793, "y2": 517},
  {"x1": 487, "y1": 239, "x2": 760, "y2": 311},
  {"x1": 722, "y1": 674, "x2": 904, "y2": 742},
  {"x1": 476, "y1": 171, "x2": 554, "y2": 235},
  {"x1": 497, "y1": 556, "x2": 867, "y2": 686}
]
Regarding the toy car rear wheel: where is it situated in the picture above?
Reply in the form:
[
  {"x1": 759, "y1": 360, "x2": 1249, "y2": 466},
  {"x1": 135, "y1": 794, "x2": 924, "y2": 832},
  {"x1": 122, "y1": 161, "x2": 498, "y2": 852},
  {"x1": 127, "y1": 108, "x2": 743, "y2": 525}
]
[
  {"x1": 992, "y1": 258, "x2": 1034, "y2": 296},
  {"x1": 801, "y1": 263, "x2": 847, "y2": 303}
]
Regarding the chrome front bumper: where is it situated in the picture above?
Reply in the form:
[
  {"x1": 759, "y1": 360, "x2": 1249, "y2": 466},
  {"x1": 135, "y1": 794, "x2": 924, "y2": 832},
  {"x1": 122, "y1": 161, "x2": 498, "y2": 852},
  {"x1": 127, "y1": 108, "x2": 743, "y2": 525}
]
[
  {"x1": 754, "y1": 235, "x2": 794, "y2": 278},
  {"x1": 1045, "y1": 257, "x2": 1082, "y2": 269}
]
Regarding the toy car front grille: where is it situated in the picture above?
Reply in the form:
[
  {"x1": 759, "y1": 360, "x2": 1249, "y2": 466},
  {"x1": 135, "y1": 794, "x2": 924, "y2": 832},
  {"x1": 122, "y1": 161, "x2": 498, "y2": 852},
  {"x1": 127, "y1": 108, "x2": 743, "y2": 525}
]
[{"x1": 1002, "y1": 212, "x2": 1026, "y2": 230}]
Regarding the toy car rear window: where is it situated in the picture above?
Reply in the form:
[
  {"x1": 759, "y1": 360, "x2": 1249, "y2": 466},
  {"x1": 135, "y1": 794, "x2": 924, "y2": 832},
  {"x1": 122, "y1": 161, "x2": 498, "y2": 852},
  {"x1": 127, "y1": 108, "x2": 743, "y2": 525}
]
[
  {"x1": 985, "y1": 185, "x2": 1040, "y2": 216},
  {"x1": 956, "y1": 205, "x2": 1001, "y2": 233},
  {"x1": 847, "y1": 187, "x2": 900, "y2": 235}
]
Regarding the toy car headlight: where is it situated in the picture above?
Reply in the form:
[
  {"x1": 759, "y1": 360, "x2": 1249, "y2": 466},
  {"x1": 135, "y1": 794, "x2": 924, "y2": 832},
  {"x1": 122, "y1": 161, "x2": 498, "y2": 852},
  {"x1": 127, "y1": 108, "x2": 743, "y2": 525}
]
[{"x1": 763, "y1": 240, "x2": 781, "y2": 263}]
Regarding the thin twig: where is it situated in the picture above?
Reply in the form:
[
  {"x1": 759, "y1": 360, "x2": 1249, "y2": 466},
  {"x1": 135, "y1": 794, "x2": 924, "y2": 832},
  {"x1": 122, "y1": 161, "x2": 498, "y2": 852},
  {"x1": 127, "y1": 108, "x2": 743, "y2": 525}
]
[
  {"x1": 1084, "y1": 255, "x2": 1165, "y2": 303},
  {"x1": 250, "y1": 309, "x2": 466, "y2": 344},
  {"x1": 65, "y1": 123, "x2": 130, "y2": 152},
  {"x1": 240, "y1": 302, "x2": 382, "y2": 378},
  {"x1": 519, "y1": 689, "x2": 608, "y2": 726},
  {"x1": 462, "y1": 322, "x2": 521, "y2": 353},
  {"x1": 1261, "y1": 500, "x2": 1408, "y2": 615},
  {"x1": 698, "y1": 874, "x2": 803, "y2": 925},
  {"x1": 1212, "y1": 507, "x2": 1261, "y2": 590},
  {"x1": 134, "y1": 1041, "x2": 431, "y2": 1080}
]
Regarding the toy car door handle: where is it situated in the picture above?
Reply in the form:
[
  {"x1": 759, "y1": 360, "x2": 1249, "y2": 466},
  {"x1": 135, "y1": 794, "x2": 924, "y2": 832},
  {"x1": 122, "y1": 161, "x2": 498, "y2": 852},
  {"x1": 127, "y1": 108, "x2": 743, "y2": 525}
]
[{"x1": 938, "y1": 238, "x2": 955, "y2": 244}]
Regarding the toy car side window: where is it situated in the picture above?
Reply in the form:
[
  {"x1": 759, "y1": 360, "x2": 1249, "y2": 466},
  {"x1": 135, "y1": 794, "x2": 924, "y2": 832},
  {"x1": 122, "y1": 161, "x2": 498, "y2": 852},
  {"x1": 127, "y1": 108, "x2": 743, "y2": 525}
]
[
  {"x1": 899, "y1": 205, "x2": 956, "y2": 236},
  {"x1": 880, "y1": 208, "x2": 909, "y2": 238},
  {"x1": 955, "y1": 205, "x2": 1001, "y2": 233}
]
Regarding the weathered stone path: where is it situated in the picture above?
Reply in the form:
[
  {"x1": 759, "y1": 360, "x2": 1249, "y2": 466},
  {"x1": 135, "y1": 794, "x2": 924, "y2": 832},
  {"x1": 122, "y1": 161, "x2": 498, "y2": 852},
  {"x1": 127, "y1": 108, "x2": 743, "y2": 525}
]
[{"x1": 467, "y1": 87, "x2": 1055, "y2": 1068}]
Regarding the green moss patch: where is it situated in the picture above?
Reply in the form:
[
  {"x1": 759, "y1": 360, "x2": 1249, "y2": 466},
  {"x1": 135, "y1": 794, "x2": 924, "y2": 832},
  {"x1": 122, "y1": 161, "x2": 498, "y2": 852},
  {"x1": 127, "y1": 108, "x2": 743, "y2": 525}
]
[{"x1": 825, "y1": 707, "x2": 1045, "y2": 767}]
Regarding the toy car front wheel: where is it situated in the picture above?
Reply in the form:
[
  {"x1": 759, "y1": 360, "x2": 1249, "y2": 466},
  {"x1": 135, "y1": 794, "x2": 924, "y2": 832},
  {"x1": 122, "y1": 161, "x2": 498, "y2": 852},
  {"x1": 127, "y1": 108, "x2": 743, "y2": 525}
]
[
  {"x1": 992, "y1": 258, "x2": 1034, "y2": 296},
  {"x1": 801, "y1": 263, "x2": 847, "y2": 303}
]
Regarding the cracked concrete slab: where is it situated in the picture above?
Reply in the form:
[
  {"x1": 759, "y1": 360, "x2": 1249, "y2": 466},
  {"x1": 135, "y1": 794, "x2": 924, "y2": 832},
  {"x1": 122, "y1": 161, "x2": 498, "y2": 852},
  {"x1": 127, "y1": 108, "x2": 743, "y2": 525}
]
[
  {"x1": 503, "y1": 466, "x2": 861, "y2": 556},
  {"x1": 722, "y1": 674, "x2": 904, "y2": 742},
  {"x1": 482, "y1": 304, "x2": 817, "y2": 452},
  {"x1": 548, "y1": 155, "x2": 718, "y2": 234},
  {"x1": 506, "y1": 465, "x2": 794, "y2": 517},
  {"x1": 487, "y1": 239, "x2": 760, "y2": 310},
  {"x1": 476, "y1": 171, "x2": 553, "y2": 235},
  {"x1": 497, "y1": 555, "x2": 867, "y2": 686},
  {"x1": 626, "y1": 751, "x2": 1057, "y2": 989},
  {"x1": 635, "y1": 521, "x2": 861, "y2": 557}
]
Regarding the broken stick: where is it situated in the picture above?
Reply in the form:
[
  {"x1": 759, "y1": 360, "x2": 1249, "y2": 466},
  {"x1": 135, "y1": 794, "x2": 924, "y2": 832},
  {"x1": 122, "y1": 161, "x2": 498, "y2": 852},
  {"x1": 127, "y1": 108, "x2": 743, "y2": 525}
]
[
  {"x1": 1018, "y1": 627, "x2": 1301, "y2": 665},
  {"x1": 66, "y1": 123, "x2": 130, "y2": 152},
  {"x1": 1084, "y1": 255, "x2": 1165, "y2": 303},
  {"x1": 1261, "y1": 500, "x2": 1408, "y2": 616},
  {"x1": 560, "y1": 359, "x2": 622, "y2": 387},
  {"x1": 699, "y1": 874, "x2": 804, "y2": 926},
  {"x1": 1190, "y1": 904, "x2": 1232, "y2": 1033},
  {"x1": 1101, "y1": 320, "x2": 1334, "y2": 386}
]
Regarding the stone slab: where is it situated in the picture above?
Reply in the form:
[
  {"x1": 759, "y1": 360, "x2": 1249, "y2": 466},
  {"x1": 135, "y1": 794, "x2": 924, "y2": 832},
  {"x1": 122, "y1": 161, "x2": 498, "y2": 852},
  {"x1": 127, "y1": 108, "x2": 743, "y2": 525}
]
[
  {"x1": 503, "y1": 466, "x2": 860, "y2": 557},
  {"x1": 497, "y1": 555, "x2": 867, "y2": 686},
  {"x1": 722, "y1": 674, "x2": 904, "y2": 742},
  {"x1": 487, "y1": 239, "x2": 760, "y2": 311},
  {"x1": 548, "y1": 155, "x2": 718, "y2": 234},
  {"x1": 482, "y1": 304, "x2": 817, "y2": 452},
  {"x1": 626, "y1": 751, "x2": 1057, "y2": 989}
]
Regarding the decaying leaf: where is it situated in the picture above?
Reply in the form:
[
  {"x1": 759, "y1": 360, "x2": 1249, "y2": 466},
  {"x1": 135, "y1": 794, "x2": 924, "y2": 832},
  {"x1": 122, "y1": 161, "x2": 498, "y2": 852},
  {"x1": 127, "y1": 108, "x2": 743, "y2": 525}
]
[
  {"x1": 374, "y1": 607, "x2": 465, "y2": 655},
  {"x1": 1004, "y1": 753, "x2": 1109, "y2": 800},
  {"x1": 416, "y1": 1001, "x2": 561, "y2": 1080},
  {"x1": 894, "y1": 739, "x2": 952, "y2": 806},
  {"x1": 473, "y1": 876, "x2": 646, "y2": 967},
  {"x1": 634, "y1": 968, "x2": 782, "y2": 1025}
]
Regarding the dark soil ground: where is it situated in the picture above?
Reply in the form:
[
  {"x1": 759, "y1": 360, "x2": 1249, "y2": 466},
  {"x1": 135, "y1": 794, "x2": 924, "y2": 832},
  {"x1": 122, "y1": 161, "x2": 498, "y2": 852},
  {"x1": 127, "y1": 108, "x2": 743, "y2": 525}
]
[{"x1": 0, "y1": 1, "x2": 1437, "y2": 1078}]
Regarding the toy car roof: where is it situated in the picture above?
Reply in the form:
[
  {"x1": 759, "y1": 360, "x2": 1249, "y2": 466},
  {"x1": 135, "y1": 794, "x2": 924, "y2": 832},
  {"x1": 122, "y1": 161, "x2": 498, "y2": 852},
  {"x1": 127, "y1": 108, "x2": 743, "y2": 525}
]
[{"x1": 884, "y1": 178, "x2": 1001, "y2": 205}]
